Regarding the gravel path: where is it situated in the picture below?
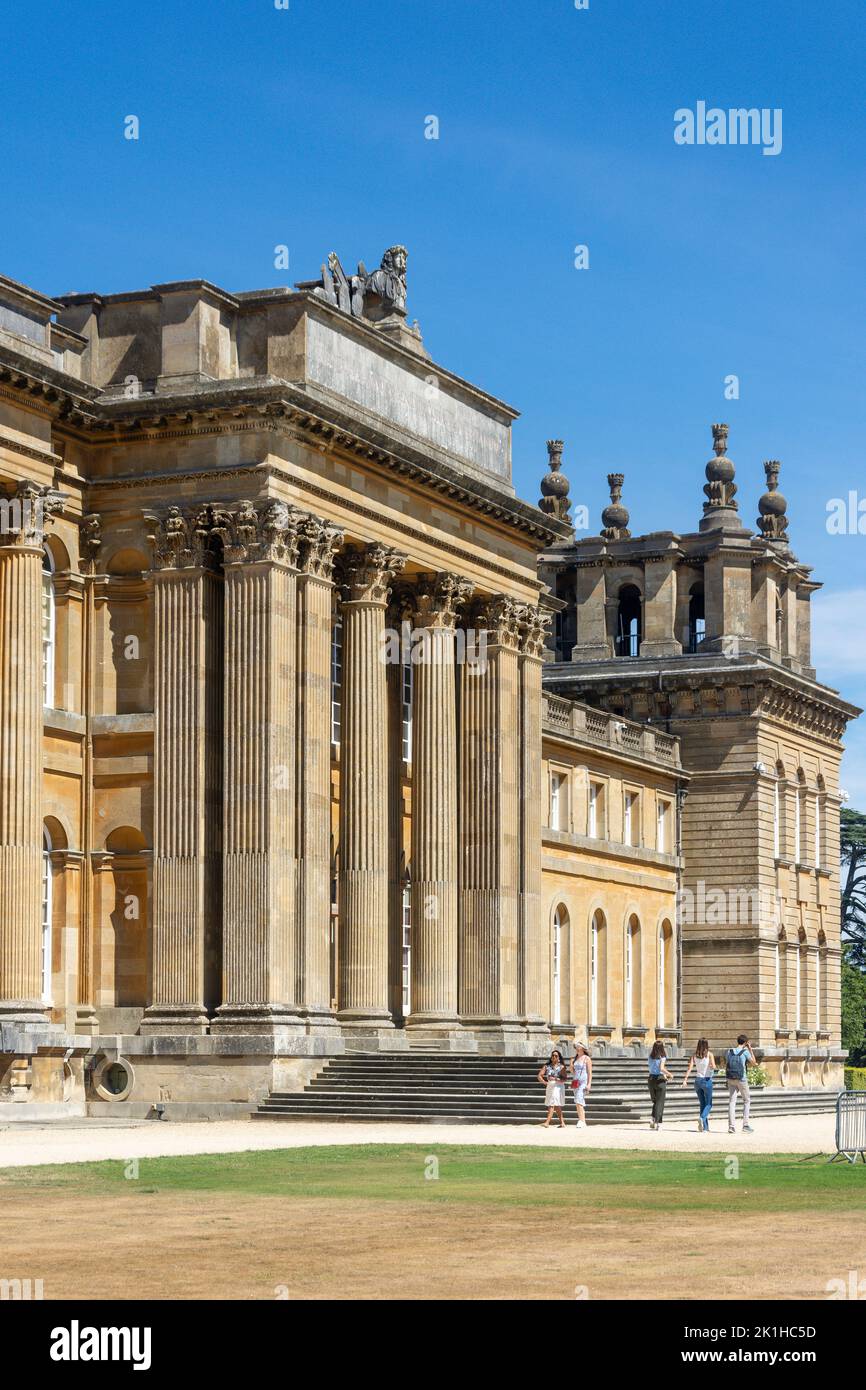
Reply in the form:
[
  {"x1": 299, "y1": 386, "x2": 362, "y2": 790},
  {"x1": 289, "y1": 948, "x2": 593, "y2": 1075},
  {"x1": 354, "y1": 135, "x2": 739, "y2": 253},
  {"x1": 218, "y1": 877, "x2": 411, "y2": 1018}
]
[{"x1": 0, "y1": 1112, "x2": 838, "y2": 1168}]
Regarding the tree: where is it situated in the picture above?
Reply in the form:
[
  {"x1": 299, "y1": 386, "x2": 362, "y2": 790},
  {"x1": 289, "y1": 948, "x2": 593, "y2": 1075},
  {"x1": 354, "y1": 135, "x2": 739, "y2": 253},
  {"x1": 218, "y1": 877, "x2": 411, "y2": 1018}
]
[
  {"x1": 841, "y1": 808, "x2": 866, "y2": 969},
  {"x1": 841, "y1": 950, "x2": 866, "y2": 1063}
]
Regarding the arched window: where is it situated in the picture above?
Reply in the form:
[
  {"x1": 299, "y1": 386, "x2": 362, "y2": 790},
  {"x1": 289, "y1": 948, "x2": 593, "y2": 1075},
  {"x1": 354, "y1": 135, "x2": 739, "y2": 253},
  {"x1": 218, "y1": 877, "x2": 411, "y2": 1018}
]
[
  {"x1": 41, "y1": 825, "x2": 53, "y2": 1003},
  {"x1": 552, "y1": 905, "x2": 567, "y2": 1026},
  {"x1": 795, "y1": 930, "x2": 806, "y2": 1030},
  {"x1": 625, "y1": 915, "x2": 641, "y2": 1027},
  {"x1": 615, "y1": 585, "x2": 642, "y2": 658},
  {"x1": 590, "y1": 910, "x2": 606, "y2": 1025},
  {"x1": 773, "y1": 763, "x2": 785, "y2": 860},
  {"x1": 816, "y1": 932, "x2": 827, "y2": 1032},
  {"x1": 687, "y1": 582, "x2": 705, "y2": 653},
  {"x1": 815, "y1": 778, "x2": 825, "y2": 869},
  {"x1": 42, "y1": 546, "x2": 55, "y2": 707},
  {"x1": 794, "y1": 771, "x2": 805, "y2": 866},
  {"x1": 657, "y1": 920, "x2": 674, "y2": 1027}
]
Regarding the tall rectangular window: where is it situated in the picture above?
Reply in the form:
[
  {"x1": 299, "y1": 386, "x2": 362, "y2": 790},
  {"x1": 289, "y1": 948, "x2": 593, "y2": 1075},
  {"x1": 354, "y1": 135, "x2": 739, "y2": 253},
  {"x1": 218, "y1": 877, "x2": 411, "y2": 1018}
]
[
  {"x1": 624, "y1": 790, "x2": 639, "y2": 846},
  {"x1": 773, "y1": 778, "x2": 781, "y2": 859},
  {"x1": 656, "y1": 799, "x2": 669, "y2": 853},
  {"x1": 550, "y1": 771, "x2": 563, "y2": 830},
  {"x1": 794, "y1": 786, "x2": 802, "y2": 866},
  {"x1": 401, "y1": 885, "x2": 411, "y2": 1016},
  {"x1": 588, "y1": 782, "x2": 599, "y2": 838},
  {"x1": 330, "y1": 617, "x2": 343, "y2": 749},
  {"x1": 814, "y1": 795, "x2": 822, "y2": 868},
  {"x1": 401, "y1": 658, "x2": 413, "y2": 765}
]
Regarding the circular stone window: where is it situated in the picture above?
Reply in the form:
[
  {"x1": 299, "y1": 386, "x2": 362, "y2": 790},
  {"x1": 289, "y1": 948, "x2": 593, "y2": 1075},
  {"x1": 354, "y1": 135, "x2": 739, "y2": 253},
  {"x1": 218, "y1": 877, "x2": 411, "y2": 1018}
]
[{"x1": 91, "y1": 1055, "x2": 135, "y2": 1102}]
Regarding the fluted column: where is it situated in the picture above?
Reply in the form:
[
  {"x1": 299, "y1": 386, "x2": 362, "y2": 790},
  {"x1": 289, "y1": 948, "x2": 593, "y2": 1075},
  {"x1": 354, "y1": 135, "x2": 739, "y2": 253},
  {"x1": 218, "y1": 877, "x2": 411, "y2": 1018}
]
[
  {"x1": 295, "y1": 517, "x2": 343, "y2": 1030},
  {"x1": 0, "y1": 484, "x2": 61, "y2": 1024},
  {"x1": 407, "y1": 573, "x2": 472, "y2": 1029},
  {"x1": 213, "y1": 501, "x2": 302, "y2": 1034},
  {"x1": 458, "y1": 595, "x2": 522, "y2": 1035},
  {"x1": 517, "y1": 603, "x2": 550, "y2": 1033},
  {"x1": 142, "y1": 506, "x2": 222, "y2": 1033},
  {"x1": 337, "y1": 542, "x2": 406, "y2": 1029}
]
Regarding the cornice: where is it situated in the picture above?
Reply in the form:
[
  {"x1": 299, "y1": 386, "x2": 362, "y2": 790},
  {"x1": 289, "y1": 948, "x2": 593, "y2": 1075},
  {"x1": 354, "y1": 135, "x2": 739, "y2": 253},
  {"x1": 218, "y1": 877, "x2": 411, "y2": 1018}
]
[{"x1": 0, "y1": 352, "x2": 566, "y2": 550}]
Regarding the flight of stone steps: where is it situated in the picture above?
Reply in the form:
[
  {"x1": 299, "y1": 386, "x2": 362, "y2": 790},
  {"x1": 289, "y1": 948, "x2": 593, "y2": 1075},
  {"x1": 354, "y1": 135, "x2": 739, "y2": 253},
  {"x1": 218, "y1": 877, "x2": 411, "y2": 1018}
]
[{"x1": 253, "y1": 1053, "x2": 839, "y2": 1126}]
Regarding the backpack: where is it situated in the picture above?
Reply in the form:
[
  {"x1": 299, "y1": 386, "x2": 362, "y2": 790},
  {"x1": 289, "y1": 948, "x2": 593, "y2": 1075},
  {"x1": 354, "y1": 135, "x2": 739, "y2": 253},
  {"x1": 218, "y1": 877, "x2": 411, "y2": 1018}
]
[{"x1": 726, "y1": 1047, "x2": 748, "y2": 1081}]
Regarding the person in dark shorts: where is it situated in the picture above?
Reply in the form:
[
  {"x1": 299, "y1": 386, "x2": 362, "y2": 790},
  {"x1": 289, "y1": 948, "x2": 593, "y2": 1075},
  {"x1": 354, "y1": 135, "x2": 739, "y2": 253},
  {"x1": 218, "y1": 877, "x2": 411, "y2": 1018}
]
[{"x1": 647, "y1": 1040, "x2": 673, "y2": 1130}]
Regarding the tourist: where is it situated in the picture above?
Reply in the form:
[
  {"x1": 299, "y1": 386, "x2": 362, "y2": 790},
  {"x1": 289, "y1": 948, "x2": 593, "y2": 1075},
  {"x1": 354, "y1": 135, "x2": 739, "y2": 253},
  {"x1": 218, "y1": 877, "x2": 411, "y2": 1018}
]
[
  {"x1": 538, "y1": 1049, "x2": 567, "y2": 1128},
  {"x1": 725, "y1": 1033, "x2": 756, "y2": 1134},
  {"x1": 647, "y1": 1040, "x2": 673, "y2": 1130},
  {"x1": 682, "y1": 1038, "x2": 716, "y2": 1132},
  {"x1": 570, "y1": 1044, "x2": 592, "y2": 1128}
]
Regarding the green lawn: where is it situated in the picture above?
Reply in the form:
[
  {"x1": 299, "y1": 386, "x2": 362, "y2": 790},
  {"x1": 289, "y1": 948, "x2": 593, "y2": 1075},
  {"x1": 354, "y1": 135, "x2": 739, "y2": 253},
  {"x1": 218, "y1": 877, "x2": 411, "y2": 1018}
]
[{"x1": 3, "y1": 1145, "x2": 865, "y2": 1213}]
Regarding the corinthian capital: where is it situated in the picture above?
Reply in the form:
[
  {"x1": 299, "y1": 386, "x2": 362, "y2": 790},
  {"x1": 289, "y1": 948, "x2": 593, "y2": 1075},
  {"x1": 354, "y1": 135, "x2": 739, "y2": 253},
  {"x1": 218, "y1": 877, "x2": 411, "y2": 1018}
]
[
  {"x1": 414, "y1": 572, "x2": 474, "y2": 630},
  {"x1": 338, "y1": 542, "x2": 406, "y2": 604},
  {"x1": 211, "y1": 499, "x2": 302, "y2": 567},
  {"x1": 473, "y1": 593, "x2": 523, "y2": 650},
  {"x1": 146, "y1": 504, "x2": 218, "y2": 571},
  {"x1": 297, "y1": 515, "x2": 344, "y2": 580},
  {"x1": 517, "y1": 602, "x2": 551, "y2": 659},
  {"x1": 0, "y1": 480, "x2": 64, "y2": 548}
]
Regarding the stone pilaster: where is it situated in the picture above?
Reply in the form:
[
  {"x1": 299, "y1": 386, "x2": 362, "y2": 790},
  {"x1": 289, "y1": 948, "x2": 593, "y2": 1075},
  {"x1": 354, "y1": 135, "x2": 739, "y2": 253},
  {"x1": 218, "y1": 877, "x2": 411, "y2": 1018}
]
[
  {"x1": 0, "y1": 483, "x2": 62, "y2": 1024},
  {"x1": 142, "y1": 505, "x2": 222, "y2": 1034},
  {"x1": 458, "y1": 594, "x2": 522, "y2": 1036},
  {"x1": 337, "y1": 542, "x2": 406, "y2": 1030},
  {"x1": 407, "y1": 573, "x2": 472, "y2": 1030},
  {"x1": 517, "y1": 602, "x2": 550, "y2": 1036},
  {"x1": 212, "y1": 501, "x2": 302, "y2": 1034},
  {"x1": 295, "y1": 516, "x2": 343, "y2": 1031}
]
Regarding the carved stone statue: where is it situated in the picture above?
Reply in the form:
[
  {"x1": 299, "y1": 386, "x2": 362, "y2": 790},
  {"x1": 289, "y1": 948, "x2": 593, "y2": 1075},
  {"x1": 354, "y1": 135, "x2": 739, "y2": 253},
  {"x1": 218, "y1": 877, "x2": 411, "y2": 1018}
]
[{"x1": 305, "y1": 246, "x2": 408, "y2": 322}]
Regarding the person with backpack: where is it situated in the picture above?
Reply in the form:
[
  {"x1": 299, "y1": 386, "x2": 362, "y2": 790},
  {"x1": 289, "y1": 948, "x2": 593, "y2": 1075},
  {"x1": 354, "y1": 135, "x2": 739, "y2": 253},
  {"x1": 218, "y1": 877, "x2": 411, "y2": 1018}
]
[
  {"x1": 647, "y1": 1040, "x2": 673, "y2": 1130},
  {"x1": 682, "y1": 1038, "x2": 716, "y2": 1132},
  {"x1": 725, "y1": 1034, "x2": 756, "y2": 1133},
  {"x1": 569, "y1": 1043, "x2": 592, "y2": 1128}
]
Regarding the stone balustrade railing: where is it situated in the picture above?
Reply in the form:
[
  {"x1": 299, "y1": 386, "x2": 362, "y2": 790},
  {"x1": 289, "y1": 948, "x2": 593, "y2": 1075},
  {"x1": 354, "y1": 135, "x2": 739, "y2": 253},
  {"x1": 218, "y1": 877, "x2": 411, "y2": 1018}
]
[{"x1": 542, "y1": 692, "x2": 681, "y2": 768}]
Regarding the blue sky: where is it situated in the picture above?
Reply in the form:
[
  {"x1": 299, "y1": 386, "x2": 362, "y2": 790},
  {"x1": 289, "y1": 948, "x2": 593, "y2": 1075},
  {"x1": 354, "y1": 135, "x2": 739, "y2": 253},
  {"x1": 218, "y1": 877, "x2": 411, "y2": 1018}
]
[{"x1": 4, "y1": 0, "x2": 865, "y2": 794}]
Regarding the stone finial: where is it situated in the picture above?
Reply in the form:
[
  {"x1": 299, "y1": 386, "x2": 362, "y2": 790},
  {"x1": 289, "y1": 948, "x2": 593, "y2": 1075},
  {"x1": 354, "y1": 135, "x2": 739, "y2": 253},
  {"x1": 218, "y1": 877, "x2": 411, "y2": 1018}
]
[
  {"x1": 538, "y1": 439, "x2": 572, "y2": 525},
  {"x1": 701, "y1": 422, "x2": 739, "y2": 529},
  {"x1": 757, "y1": 459, "x2": 789, "y2": 543},
  {"x1": 601, "y1": 473, "x2": 631, "y2": 540}
]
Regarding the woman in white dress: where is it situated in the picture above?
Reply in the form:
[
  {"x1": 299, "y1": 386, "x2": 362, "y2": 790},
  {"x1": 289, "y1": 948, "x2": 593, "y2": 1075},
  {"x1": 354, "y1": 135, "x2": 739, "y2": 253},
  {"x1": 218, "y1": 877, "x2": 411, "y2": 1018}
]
[{"x1": 538, "y1": 1049, "x2": 567, "y2": 1128}]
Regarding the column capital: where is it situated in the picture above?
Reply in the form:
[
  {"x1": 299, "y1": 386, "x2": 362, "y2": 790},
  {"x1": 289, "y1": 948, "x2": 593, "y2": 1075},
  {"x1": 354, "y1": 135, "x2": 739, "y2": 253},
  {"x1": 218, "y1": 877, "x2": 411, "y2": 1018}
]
[
  {"x1": 211, "y1": 499, "x2": 302, "y2": 567},
  {"x1": 414, "y1": 572, "x2": 474, "y2": 630},
  {"x1": 338, "y1": 542, "x2": 406, "y2": 605},
  {"x1": 297, "y1": 515, "x2": 344, "y2": 580},
  {"x1": 471, "y1": 593, "x2": 523, "y2": 650},
  {"x1": 0, "y1": 480, "x2": 65, "y2": 551},
  {"x1": 516, "y1": 601, "x2": 551, "y2": 659},
  {"x1": 145, "y1": 503, "x2": 220, "y2": 572}
]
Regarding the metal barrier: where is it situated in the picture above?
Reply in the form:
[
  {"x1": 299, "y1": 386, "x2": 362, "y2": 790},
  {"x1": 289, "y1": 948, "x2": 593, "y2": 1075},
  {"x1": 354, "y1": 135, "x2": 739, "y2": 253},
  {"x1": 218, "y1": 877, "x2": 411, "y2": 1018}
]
[{"x1": 829, "y1": 1090, "x2": 866, "y2": 1164}]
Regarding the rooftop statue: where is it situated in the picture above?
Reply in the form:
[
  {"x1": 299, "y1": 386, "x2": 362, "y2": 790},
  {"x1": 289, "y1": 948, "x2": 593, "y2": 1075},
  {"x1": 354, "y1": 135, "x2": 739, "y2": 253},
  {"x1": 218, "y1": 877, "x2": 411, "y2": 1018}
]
[{"x1": 301, "y1": 245, "x2": 409, "y2": 322}]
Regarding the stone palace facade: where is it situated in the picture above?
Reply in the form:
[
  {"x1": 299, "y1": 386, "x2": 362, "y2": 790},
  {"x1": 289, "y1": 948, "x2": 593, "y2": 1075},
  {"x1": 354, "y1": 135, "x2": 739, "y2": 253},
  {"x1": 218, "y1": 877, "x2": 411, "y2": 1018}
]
[{"x1": 0, "y1": 250, "x2": 853, "y2": 1115}]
